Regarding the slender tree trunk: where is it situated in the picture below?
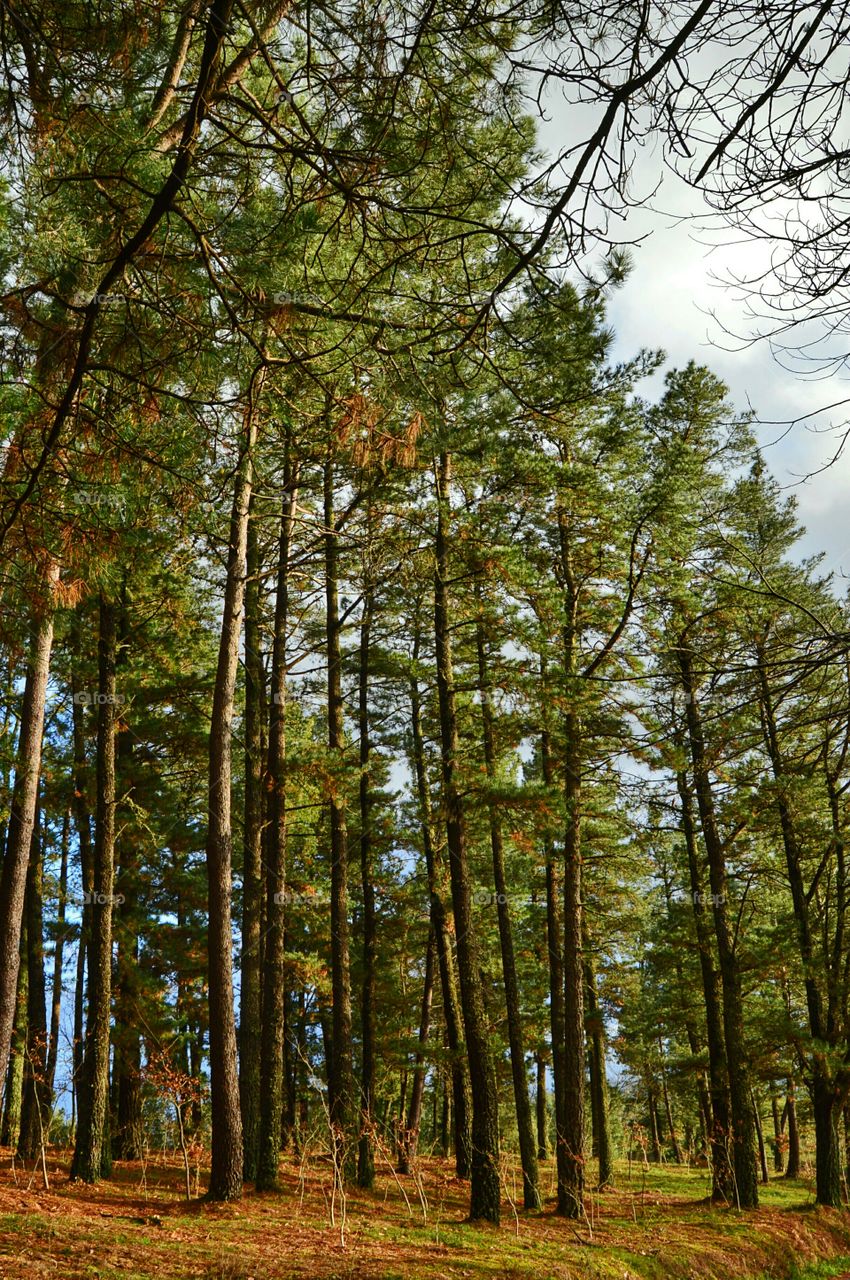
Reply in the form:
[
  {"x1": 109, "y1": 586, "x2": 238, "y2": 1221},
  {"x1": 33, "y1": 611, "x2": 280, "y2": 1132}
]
[
  {"x1": 585, "y1": 940, "x2": 614, "y2": 1187},
  {"x1": 756, "y1": 652, "x2": 840, "y2": 1207},
  {"x1": 771, "y1": 1085, "x2": 784, "y2": 1173},
  {"x1": 257, "y1": 454, "x2": 297, "y2": 1191},
  {"x1": 240, "y1": 495, "x2": 264, "y2": 1182},
  {"x1": 561, "y1": 708, "x2": 585, "y2": 1217},
  {"x1": 536, "y1": 1054, "x2": 547, "y2": 1161},
  {"x1": 554, "y1": 519, "x2": 586, "y2": 1220},
  {"x1": 45, "y1": 806, "x2": 70, "y2": 1098},
  {"x1": 1, "y1": 927, "x2": 27, "y2": 1147},
  {"x1": 752, "y1": 1089, "x2": 769, "y2": 1184},
  {"x1": 434, "y1": 453, "x2": 500, "y2": 1224},
  {"x1": 475, "y1": 606, "x2": 540, "y2": 1210},
  {"x1": 677, "y1": 645, "x2": 758, "y2": 1209},
  {"x1": 71, "y1": 597, "x2": 118, "y2": 1183},
  {"x1": 543, "y1": 728, "x2": 570, "y2": 1211},
  {"x1": 205, "y1": 374, "x2": 262, "y2": 1200},
  {"x1": 659, "y1": 1043, "x2": 683, "y2": 1165},
  {"x1": 0, "y1": 571, "x2": 58, "y2": 1089},
  {"x1": 112, "y1": 596, "x2": 142, "y2": 1161},
  {"x1": 648, "y1": 1087, "x2": 662, "y2": 1162},
  {"x1": 408, "y1": 650, "x2": 471, "y2": 1178},
  {"x1": 676, "y1": 770, "x2": 734, "y2": 1200},
  {"x1": 784, "y1": 1079, "x2": 800, "y2": 1178},
  {"x1": 399, "y1": 928, "x2": 436, "y2": 1174},
  {"x1": 357, "y1": 587, "x2": 377, "y2": 1189},
  {"x1": 324, "y1": 455, "x2": 356, "y2": 1176},
  {"x1": 70, "y1": 670, "x2": 94, "y2": 1131},
  {"x1": 18, "y1": 803, "x2": 48, "y2": 1161}
]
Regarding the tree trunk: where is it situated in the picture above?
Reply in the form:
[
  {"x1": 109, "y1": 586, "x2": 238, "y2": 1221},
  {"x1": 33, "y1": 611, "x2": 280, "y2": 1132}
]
[
  {"x1": 536, "y1": 1053, "x2": 547, "y2": 1161},
  {"x1": 543, "y1": 739, "x2": 570, "y2": 1211},
  {"x1": 784, "y1": 1079, "x2": 800, "y2": 1178},
  {"x1": 812, "y1": 1074, "x2": 842, "y2": 1208},
  {"x1": 561, "y1": 709, "x2": 585, "y2": 1217},
  {"x1": 398, "y1": 926, "x2": 436, "y2": 1174},
  {"x1": 752, "y1": 1089, "x2": 768, "y2": 1184},
  {"x1": 475, "y1": 607, "x2": 540, "y2": 1210},
  {"x1": 649, "y1": 1088, "x2": 662, "y2": 1162},
  {"x1": 240, "y1": 494, "x2": 264, "y2": 1183},
  {"x1": 257, "y1": 455, "x2": 297, "y2": 1191},
  {"x1": 205, "y1": 375, "x2": 261, "y2": 1200},
  {"x1": 659, "y1": 1045, "x2": 683, "y2": 1166},
  {"x1": 357, "y1": 587, "x2": 377, "y2": 1189},
  {"x1": 324, "y1": 455, "x2": 356, "y2": 1177},
  {"x1": 18, "y1": 803, "x2": 49, "y2": 1161},
  {"x1": 45, "y1": 806, "x2": 69, "y2": 1099},
  {"x1": 408, "y1": 648, "x2": 471, "y2": 1178},
  {"x1": 585, "y1": 941, "x2": 614, "y2": 1187},
  {"x1": 112, "y1": 595, "x2": 142, "y2": 1161},
  {"x1": 1, "y1": 927, "x2": 27, "y2": 1147},
  {"x1": 756, "y1": 651, "x2": 841, "y2": 1207},
  {"x1": 0, "y1": 571, "x2": 58, "y2": 1089},
  {"x1": 434, "y1": 453, "x2": 500, "y2": 1224},
  {"x1": 71, "y1": 596, "x2": 118, "y2": 1183},
  {"x1": 70, "y1": 670, "x2": 94, "y2": 1132},
  {"x1": 771, "y1": 1084, "x2": 784, "y2": 1173},
  {"x1": 678, "y1": 645, "x2": 758, "y2": 1209},
  {"x1": 676, "y1": 769, "x2": 734, "y2": 1200}
]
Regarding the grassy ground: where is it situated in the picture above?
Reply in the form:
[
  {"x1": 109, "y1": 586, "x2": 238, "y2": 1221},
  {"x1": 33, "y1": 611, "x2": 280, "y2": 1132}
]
[{"x1": 2, "y1": 1150, "x2": 850, "y2": 1280}]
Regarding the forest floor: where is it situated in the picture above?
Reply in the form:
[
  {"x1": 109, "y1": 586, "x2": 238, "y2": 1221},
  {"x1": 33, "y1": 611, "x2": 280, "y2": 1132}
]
[{"x1": 2, "y1": 1151, "x2": 850, "y2": 1280}]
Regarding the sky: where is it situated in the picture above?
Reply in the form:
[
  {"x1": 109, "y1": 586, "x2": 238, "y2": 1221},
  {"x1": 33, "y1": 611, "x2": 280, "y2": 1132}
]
[{"x1": 536, "y1": 113, "x2": 850, "y2": 586}]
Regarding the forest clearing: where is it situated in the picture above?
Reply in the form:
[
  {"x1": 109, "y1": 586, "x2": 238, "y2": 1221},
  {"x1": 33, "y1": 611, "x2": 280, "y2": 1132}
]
[{"x1": 5, "y1": 1154, "x2": 850, "y2": 1280}]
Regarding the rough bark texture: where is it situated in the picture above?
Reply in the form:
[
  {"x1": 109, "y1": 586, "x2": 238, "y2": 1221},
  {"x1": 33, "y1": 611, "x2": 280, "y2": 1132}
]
[
  {"x1": 18, "y1": 805, "x2": 49, "y2": 1161},
  {"x1": 757, "y1": 649, "x2": 844, "y2": 1207},
  {"x1": 0, "y1": 573, "x2": 57, "y2": 1090},
  {"x1": 257, "y1": 458, "x2": 297, "y2": 1191},
  {"x1": 677, "y1": 769, "x2": 734, "y2": 1200},
  {"x1": 324, "y1": 457, "x2": 356, "y2": 1176},
  {"x1": 205, "y1": 380, "x2": 261, "y2": 1201},
  {"x1": 398, "y1": 927, "x2": 436, "y2": 1174},
  {"x1": 434, "y1": 454, "x2": 500, "y2": 1224},
  {"x1": 72, "y1": 597, "x2": 118, "y2": 1184},
  {"x1": 409, "y1": 651, "x2": 471, "y2": 1179},
  {"x1": 240, "y1": 499, "x2": 264, "y2": 1183},
  {"x1": 357, "y1": 589, "x2": 377, "y2": 1189},
  {"x1": 584, "y1": 937, "x2": 614, "y2": 1188},
  {"x1": 678, "y1": 645, "x2": 758, "y2": 1209},
  {"x1": 45, "y1": 806, "x2": 69, "y2": 1099},
  {"x1": 475, "y1": 609, "x2": 540, "y2": 1210}
]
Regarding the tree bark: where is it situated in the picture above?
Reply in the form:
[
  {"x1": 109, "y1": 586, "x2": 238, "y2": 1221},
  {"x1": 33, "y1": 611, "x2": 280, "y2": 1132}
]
[
  {"x1": 71, "y1": 596, "x2": 118, "y2": 1183},
  {"x1": 434, "y1": 453, "x2": 500, "y2": 1224},
  {"x1": 585, "y1": 939, "x2": 614, "y2": 1187},
  {"x1": 398, "y1": 926, "x2": 436, "y2": 1174},
  {"x1": 18, "y1": 802, "x2": 48, "y2": 1161},
  {"x1": 475, "y1": 606, "x2": 540, "y2": 1210},
  {"x1": 240, "y1": 494, "x2": 264, "y2": 1183},
  {"x1": 205, "y1": 372, "x2": 262, "y2": 1200},
  {"x1": 771, "y1": 1084, "x2": 784, "y2": 1173},
  {"x1": 536, "y1": 1053, "x2": 547, "y2": 1161},
  {"x1": 408, "y1": 649, "x2": 471, "y2": 1178},
  {"x1": 756, "y1": 649, "x2": 842, "y2": 1207},
  {"x1": 677, "y1": 645, "x2": 758, "y2": 1208},
  {"x1": 324, "y1": 455, "x2": 356, "y2": 1177},
  {"x1": 784, "y1": 1079, "x2": 800, "y2": 1178},
  {"x1": 257, "y1": 454, "x2": 298, "y2": 1190},
  {"x1": 676, "y1": 769, "x2": 734, "y2": 1199},
  {"x1": 0, "y1": 571, "x2": 58, "y2": 1089},
  {"x1": 45, "y1": 805, "x2": 69, "y2": 1099},
  {"x1": 357, "y1": 587, "x2": 377, "y2": 1189}
]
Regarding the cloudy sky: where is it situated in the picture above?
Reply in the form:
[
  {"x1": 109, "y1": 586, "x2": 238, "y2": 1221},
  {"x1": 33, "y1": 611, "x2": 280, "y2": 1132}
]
[{"x1": 537, "y1": 111, "x2": 850, "y2": 584}]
